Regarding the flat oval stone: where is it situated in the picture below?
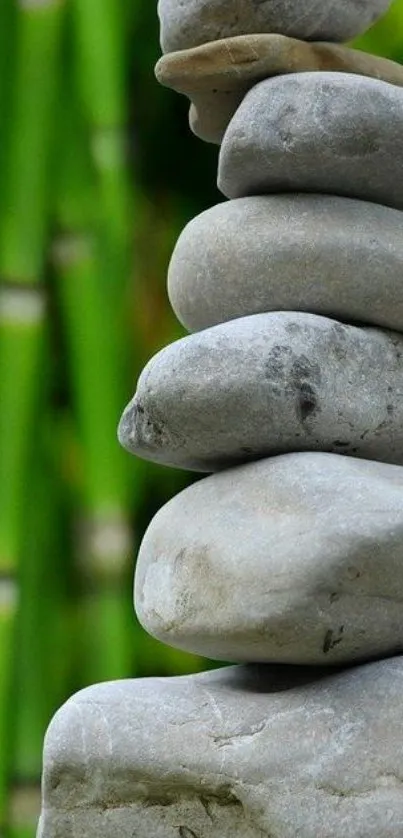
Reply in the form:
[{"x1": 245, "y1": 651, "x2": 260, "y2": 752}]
[
  {"x1": 158, "y1": 0, "x2": 393, "y2": 53},
  {"x1": 168, "y1": 195, "x2": 403, "y2": 332},
  {"x1": 136, "y1": 452, "x2": 403, "y2": 664},
  {"x1": 39, "y1": 658, "x2": 403, "y2": 837},
  {"x1": 118, "y1": 311, "x2": 403, "y2": 472},
  {"x1": 156, "y1": 35, "x2": 403, "y2": 144},
  {"x1": 218, "y1": 73, "x2": 403, "y2": 210}
]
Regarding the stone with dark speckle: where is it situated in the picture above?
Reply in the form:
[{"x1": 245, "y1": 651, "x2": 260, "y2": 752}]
[
  {"x1": 218, "y1": 73, "x2": 403, "y2": 211},
  {"x1": 118, "y1": 311, "x2": 403, "y2": 472},
  {"x1": 136, "y1": 452, "x2": 403, "y2": 664}
]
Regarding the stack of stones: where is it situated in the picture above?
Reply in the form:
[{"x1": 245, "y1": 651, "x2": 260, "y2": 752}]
[{"x1": 38, "y1": 2, "x2": 403, "y2": 836}]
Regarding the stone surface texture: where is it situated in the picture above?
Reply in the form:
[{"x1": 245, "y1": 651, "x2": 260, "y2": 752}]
[
  {"x1": 158, "y1": 0, "x2": 393, "y2": 53},
  {"x1": 38, "y1": 1, "x2": 403, "y2": 835},
  {"x1": 168, "y1": 194, "x2": 403, "y2": 332},
  {"x1": 118, "y1": 311, "x2": 403, "y2": 472},
  {"x1": 156, "y1": 35, "x2": 403, "y2": 143},
  {"x1": 39, "y1": 658, "x2": 403, "y2": 837},
  {"x1": 218, "y1": 72, "x2": 403, "y2": 210},
  {"x1": 135, "y1": 452, "x2": 403, "y2": 665}
]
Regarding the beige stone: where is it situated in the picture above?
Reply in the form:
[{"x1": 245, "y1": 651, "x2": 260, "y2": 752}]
[{"x1": 156, "y1": 34, "x2": 403, "y2": 143}]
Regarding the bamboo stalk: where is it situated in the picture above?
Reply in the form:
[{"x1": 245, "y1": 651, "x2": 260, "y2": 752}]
[
  {"x1": 0, "y1": 286, "x2": 46, "y2": 835},
  {"x1": 52, "y1": 92, "x2": 136, "y2": 684},
  {"x1": 351, "y1": 0, "x2": 403, "y2": 59},
  {"x1": 71, "y1": 0, "x2": 132, "y2": 278},
  {"x1": 0, "y1": 0, "x2": 15, "y2": 211},
  {"x1": 0, "y1": 0, "x2": 65, "y2": 283},
  {"x1": 10, "y1": 391, "x2": 68, "y2": 838},
  {"x1": 0, "y1": 1, "x2": 65, "y2": 830}
]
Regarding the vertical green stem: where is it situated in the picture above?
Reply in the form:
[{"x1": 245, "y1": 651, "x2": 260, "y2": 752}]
[
  {"x1": 351, "y1": 0, "x2": 403, "y2": 59},
  {"x1": 52, "y1": 96, "x2": 135, "y2": 684},
  {"x1": 72, "y1": 0, "x2": 132, "y2": 276},
  {"x1": 0, "y1": 0, "x2": 15, "y2": 211},
  {"x1": 0, "y1": 287, "x2": 46, "y2": 833},
  {"x1": 10, "y1": 391, "x2": 68, "y2": 838},
  {"x1": 0, "y1": 1, "x2": 65, "y2": 831},
  {"x1": 0, "y1": 0, "x2": 65, "y2": 283}
]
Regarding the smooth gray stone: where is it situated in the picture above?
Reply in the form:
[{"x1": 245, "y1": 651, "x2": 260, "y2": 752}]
[
  {"x1": 38, "y1": 658, "x2": 403, "y2": 837},
  {"x1": 218, "y1": 73, "x2": 403, "y2": 210},
  {"x1": 168, "y1": 195, "x2": 403, "y2": 332},
  {"x1": 158, "y1": 0, "x2": 393, "y2": 53},
  {"x1": 118, "y1": 311, "x2": 403, "y2": 472},
  {"x1": 136, "y1": 452, "x2": 403, "y2": 665}
]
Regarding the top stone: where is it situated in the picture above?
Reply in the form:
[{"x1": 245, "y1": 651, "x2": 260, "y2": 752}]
[{"x1": 158, "y1": 0, "x2": 393, "y2": 53}]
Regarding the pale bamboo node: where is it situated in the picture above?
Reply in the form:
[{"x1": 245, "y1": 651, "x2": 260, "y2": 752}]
[
  {"x1": 76, "y1": 513, "x2": 133, "y2": 578},
  {"x1": 10, "y1": 784, "x2": 41, "y2": 829},
  {"x1": 52, "y1": 232, "x2": 93, "y2": 268},
  {"x1": 156, "y1": 34, "x2": 403, "y2": 143},
  {"x1": 19, "y1": 0, "x2": 65, "y2": 8},
  {"x1": 0, "y1": 578, "x2": 18, "y2": 612},
  {"x1": 0, "y1": 285, "x2": 46, "y2": 324}
]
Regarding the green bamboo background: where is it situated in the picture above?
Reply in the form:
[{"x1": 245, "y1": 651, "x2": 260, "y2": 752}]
[{"x1": 0, "y1": 1, "x2": 402, "y2": 834}]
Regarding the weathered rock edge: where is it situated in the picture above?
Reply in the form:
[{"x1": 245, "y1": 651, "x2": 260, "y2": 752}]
[
  {"x1": 118, "y1": 311, "x2": 403, "y2": 472},
  {"x1": 136, "y1": 452, "x2": 403, "y2": 665},
  {"x1": 218, "y1": 72, "x2": 403, "y2": 211},
  {"x1": 156, "y1": 35, "x2": 403, "y2": 143},
  {"x1": 167, "y1": 194, "x2": 403, "y2": 333},
  {"x1": 38, "y1": 657, "x2": 403, "y2": 837}
]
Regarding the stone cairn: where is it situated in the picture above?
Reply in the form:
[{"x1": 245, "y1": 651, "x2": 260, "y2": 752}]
[{"x1": 38, "y1": 2, "x2": 403, "y2": 836}]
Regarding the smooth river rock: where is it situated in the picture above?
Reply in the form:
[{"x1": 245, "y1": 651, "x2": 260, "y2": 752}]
[
  {"x1": 156, "y1": 35, "x2": 403, "y2": 143},
  {"x1": 118, "y1": 311, "x2": 403, "y2": 472},
  {"x1": 158, "y1": 0, "x2": 393, "y2": 53},
  {"x1": 38, "y1": 658, "x2": 403, "y2": 837},
  {"x1": 218, "y1": 72, "x2": 403, "y2": 210},
  {"x1": 136, "y1": 452, "x2": 403, "y2": 665},
  {"x1": 168, "y1": 195, "x2": 403, "y2": 332}
]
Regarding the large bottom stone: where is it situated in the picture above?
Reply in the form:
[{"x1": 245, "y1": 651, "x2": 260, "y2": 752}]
[
  {"x1": 38, "y1": 658, "x2": 403, "y2": 837},
  {"x1": 135, "y1": 453, "x2": 403, "y2": 665}
]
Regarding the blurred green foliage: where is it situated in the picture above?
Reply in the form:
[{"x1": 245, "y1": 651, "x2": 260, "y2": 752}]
[{"x1": 0, "y1": 0, "x2": 402, "y2": 834}]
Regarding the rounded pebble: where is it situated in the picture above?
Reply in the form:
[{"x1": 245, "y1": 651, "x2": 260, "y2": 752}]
[
  {"x1": 158, "y1": 0, "x2": 393, "y2": 53},
  {"x1": 168, "y1": 194, "x2": 403, "y2": 332},
  {"x1": 218, "y1": 73, "x2": 403, "y2": 211},
  {"x1": 118, "y1": 311, "x2": 403, "y2": 471},
  {"x1": 136, "y1": 452, "x2": 403, "y2": 664}
]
